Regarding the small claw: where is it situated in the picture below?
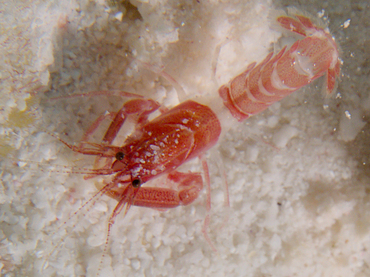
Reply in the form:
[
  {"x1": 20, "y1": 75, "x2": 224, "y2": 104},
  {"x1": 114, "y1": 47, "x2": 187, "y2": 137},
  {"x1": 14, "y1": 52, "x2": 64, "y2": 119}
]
[
  {"x1": 326, "y1": 59, "x2": 341, "y2": 95},
  {"x1": 277, "y1": 16, "x2": 307, "y2": 36},
  {"x1": 295, "y1": 15, "x2": 316, "y2": 30},
  {"x1": 326, "y1": 67, "x2": 337, "y2": 95}
]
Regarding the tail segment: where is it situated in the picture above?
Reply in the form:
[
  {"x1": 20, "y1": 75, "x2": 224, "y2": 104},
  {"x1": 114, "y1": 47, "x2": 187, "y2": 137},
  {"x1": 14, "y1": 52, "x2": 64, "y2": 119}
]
[{"x1": 219, "y1": 11, "x2": 340, "y2": 122}]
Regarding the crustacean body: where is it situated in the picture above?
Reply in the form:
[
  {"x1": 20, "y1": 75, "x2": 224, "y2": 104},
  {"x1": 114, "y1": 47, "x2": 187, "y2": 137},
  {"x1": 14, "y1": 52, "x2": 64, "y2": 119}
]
[{"x1": 48, "y1": 10, "x2": 341, "y2": 263}]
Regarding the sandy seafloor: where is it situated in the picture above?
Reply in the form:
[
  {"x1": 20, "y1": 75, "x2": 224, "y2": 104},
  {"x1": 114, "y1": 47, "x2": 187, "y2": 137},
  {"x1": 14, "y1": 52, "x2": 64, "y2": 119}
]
[{"x1": 1, "y1": 0, "x2": 370, "y2": 276}]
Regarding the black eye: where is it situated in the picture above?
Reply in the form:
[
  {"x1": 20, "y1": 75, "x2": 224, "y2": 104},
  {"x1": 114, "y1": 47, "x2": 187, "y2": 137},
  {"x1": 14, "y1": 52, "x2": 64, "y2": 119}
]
[
  {"x1": 132, "y1": 178, "x2": 141, "y2": 187},
  {"x1": 115, "y1": 152, "x2": 125, "y2": 161}
]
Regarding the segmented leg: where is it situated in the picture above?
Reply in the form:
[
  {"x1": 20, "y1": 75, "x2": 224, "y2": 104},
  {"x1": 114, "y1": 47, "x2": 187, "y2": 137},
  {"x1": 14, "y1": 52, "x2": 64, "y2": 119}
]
[{"x1": 200, "y1": 155, "x2": 217, "y2": 252}]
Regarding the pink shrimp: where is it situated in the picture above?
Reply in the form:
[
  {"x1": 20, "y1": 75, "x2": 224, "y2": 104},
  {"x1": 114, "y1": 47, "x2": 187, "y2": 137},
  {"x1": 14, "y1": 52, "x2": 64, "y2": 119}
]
[{"x1": 50, "y1": 10, "x2": 340, "y2": 263}]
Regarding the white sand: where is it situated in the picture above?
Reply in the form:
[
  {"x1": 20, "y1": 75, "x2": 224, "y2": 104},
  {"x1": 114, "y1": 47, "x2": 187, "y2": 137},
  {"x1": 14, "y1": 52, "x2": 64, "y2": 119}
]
[{"x1": 1, "y1": 0, "x2": 370, "y2": 276}]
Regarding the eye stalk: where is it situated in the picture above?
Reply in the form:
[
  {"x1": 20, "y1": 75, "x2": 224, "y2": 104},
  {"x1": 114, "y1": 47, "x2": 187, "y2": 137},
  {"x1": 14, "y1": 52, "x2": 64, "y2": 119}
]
[
  {"x1": 115, "y1": 151, "x2": 125, "y2": 161},
  {"x1": 132, "y1": 178, "x2": 141, "y2": 188}
]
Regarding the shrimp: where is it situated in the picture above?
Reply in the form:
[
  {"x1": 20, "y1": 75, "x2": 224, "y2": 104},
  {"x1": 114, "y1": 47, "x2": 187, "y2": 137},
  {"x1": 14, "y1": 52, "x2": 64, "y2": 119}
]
[
  {"x1": 76, "y1": 12, "x2": 339, "y2": 217},
  {"x1": 46, "y1": 9, "x2": 340, "y2": 269}
]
